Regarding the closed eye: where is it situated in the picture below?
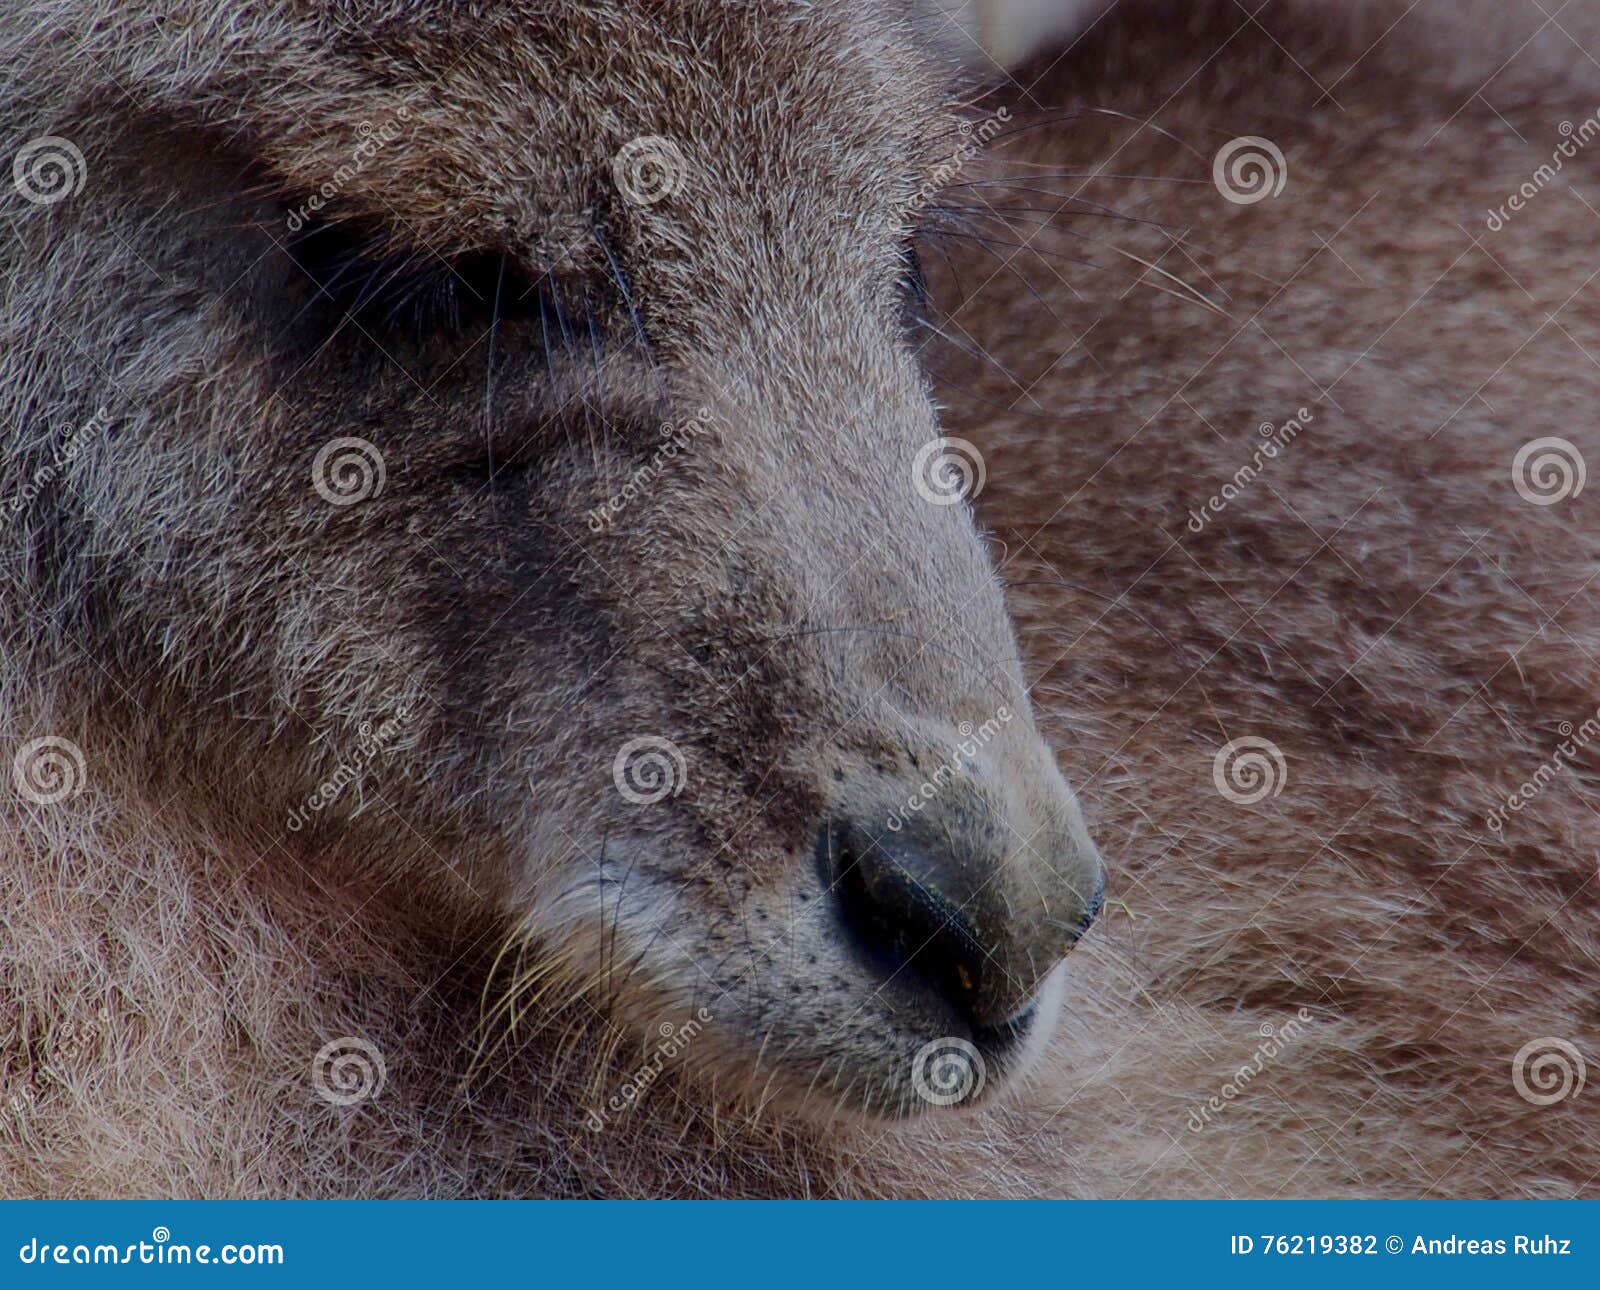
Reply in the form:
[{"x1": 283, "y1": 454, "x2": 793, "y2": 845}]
[{"x1": 284, "y1": 214, "x2": 556, "y2": 342}]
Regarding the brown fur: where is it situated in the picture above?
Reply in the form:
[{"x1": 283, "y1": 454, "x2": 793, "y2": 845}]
[{"x1": 2, "y1": 0, "x2": 1597, "y2": 1197}]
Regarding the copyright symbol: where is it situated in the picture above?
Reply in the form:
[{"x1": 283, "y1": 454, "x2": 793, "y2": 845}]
[{"x1": 1385, "y1": 1235, "x2": 1403, "y2": 1254}]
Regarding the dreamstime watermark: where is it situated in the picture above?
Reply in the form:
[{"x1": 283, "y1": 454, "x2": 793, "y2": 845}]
[
  {"x1": 538, "y1": 211, "x2": 594, "y2": 274},
  {"x1": 1, "y1": 406, "x2": 111, "y2": 526},
  {"x1": 911, "y1": 1037, "x2": 986, "y2": 1107},
  {"x1": 285, "y1": 707, "x2": 412, "y2": 833},
  {"x1": 285, "y1": 105, "x2": 414, "y2": 232},
  {"x1": 1185, "y1": 407, "x2": 1314, "y2": 533},
  {"x1": 1, "y1": 1079, "x2": 38, "y2": 1138},
  {"x1": 1486, "y1": 109, "x2": 1600, "y2": 231},
  {"x1": 1212, "y1": 136, "x2": 1287, "y2": 205},
  {"x1": 611, "y1": 135, "x2": 687, "y2": 205},
  {"x1": 1186, "y1": 1008, "x2": 1313, "y2": 1132},
  {"x1": 1511, "y1": 436, "x2": 1585, "y2": 506},
  {"x1": 913, "y1": 106, "x2": 1012, "y2": 206},
  {"x1": 1, "y1": 1004, "x2": 107, "y2": 1137},
  {"x1": 586, "y1": 407, "x2": 715, "y2": 531},
  {"x1": 311, "y1": 436, "x2": 386, "y2": 507},
  {"x1": 1511, "y1": 1037, "x2": 1585, "y2": 1106},
  {"x1": 1212, "y1": 736, "x2": 1287, "y2": 805},
  {"x1": 886, "y1": 706, "x2": 1013, "y2": 832},
  {"x1": 584, "y1": 1009, "x2": 712, "y2": 1131},
  {"x1": 17, "y1": 1227, "x2": 283, "y2": 1267},
  {"x1": 612, "y1": 735, "x2": 687, "y2": 804},
  {"x1": 1484, "y1": 704, "x2": 1600, "y2": 833},
  {"x1": 311, "y1": 1035, "x2": 387, "y2": 1106},
  {"x1": 11, "y1": 735, "x2": 87, "y2": 805},
  {"x1": 912, "y1": 436, "x2": 986, "y2": 506},
  {"x1": 12, "y1": 135, "x2": 86, "y2": 205}
]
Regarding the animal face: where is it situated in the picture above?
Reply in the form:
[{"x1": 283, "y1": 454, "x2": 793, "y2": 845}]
[{"x1": 3, "y1": 0, "x2": 1101, "y2": 1119}]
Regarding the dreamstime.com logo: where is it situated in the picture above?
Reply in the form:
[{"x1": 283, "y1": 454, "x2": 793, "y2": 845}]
[
  {"x1": 11, "y1": 735, "x2": 87, "y2": 805},
  {"x1": 311, "y1": 1036, "x2": 387, "y2": 1106},
  {"x1": 912, "y1": 436, "x2": 986, "y2": 506},
  {"x1": 612, "y1": 735, "x2": 688, "y2": 804},
  {"x1": 19, "y1": 1227, "x2": 283, "y2": 1267},
  {"x1": 1212, "y1": 136, "x2": 1287, "y2": 205},
  {"x1": 1212, "y1": 736, "x2": 1287, "y2": 805},
  {"x1": 1511, "y1": 1037, "x2": 1586, "y2": 1106},
  {"x1": 1511, "y1": 436, "x2": 1585, "y2": 506},
  {"x1": 911, "y1": 1037, "x2": 986, "y2": 1107},
  {"x1": 12, "y1": 134, "x2": 87, "y2": 205},
  {"x1": 611, "y1": 135, "x2": 687, "y2": 205}
]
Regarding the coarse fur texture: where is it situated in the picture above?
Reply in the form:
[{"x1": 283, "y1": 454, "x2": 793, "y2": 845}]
[{"x1": 2, "y1": 0, "x2": 1597, "y2": 1197}]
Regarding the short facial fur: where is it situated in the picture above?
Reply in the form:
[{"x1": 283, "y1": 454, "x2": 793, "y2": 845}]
[{"x1": 0, "y1": 0, "x2": 1103, "y2": 1131}]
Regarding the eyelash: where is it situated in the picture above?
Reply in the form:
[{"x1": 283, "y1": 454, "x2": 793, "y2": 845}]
[
  {"x1": 285, "y1": 217, "x2": 549, "y2": 340},
  {"x1": 899, "y1": 243, "x2": 932, "y2": 329},
  {"x1": 283, "y1": 217, "x2": 927, "y2": 346}
]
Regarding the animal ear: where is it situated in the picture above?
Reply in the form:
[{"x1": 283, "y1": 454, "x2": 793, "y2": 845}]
[{"x1": 926, "y1": 0, "x2": 1109, "y2": 70}]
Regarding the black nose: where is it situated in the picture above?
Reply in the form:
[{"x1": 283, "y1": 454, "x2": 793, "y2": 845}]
[{"x1": 819, "y1": 820, "x2": 995, "y2": 1029}]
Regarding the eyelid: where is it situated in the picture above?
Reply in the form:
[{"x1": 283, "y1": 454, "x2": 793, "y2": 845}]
[
  {"x1": 899, "y1": 243, "x2": 931, "y2": 316},
  {"x1": 284, "y1": 215, "x2": 553, "y2": 338}
]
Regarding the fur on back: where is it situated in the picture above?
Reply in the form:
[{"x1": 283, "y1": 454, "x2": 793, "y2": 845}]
[{"x1": 3, "y1": 0, "x2": 1598, "y2": 1196}]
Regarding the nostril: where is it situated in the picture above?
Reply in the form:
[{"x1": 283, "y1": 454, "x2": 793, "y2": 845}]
[{"x1": 817, "y1": 821, "x2": 990, "y2": 1028}]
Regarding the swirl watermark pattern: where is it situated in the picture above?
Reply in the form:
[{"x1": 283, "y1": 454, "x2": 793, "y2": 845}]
[
  {"x1": 910, "y1": 1037, "x2": 986, "y2": 1107},
  {"x1": 12, "y1": 135, "x2": 87, "y2": 205},
  {"x1": 1511, "y1": 1037, "x2": 1585, "y2": 1106},
  {"x1": 311, "y1": 1036, "x2": 387, "y2": 1106},
  {"x1": 1212, "y1": 136, "x2": 1287, "y2": 205},
  {"x1": 12, "y1": 735, "x2": 86, "y2": 805},
  {"x1": 1511, "y1": 436, "x2": 1585, "y2": 506},
  {"x1": 611, "y1": 136, "x2": 687, "y2": 205},
  {"x1": 612, "y1": 736, "x2": 687, "y2": 804},
  {"x1": 912, "y1": 436, "x2": 986, "y2": 506},
  {"x1": 1212, "y1": 736, "x2": 1287, "y2": 805},
  {"x1": 312, "y1": 436, "x2": 386, "y2": 507}
]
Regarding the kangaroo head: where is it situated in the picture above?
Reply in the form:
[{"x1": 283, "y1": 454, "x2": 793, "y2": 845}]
[{"x1": 3, "y1": 0, "x2": 1101, "y2": 1119}]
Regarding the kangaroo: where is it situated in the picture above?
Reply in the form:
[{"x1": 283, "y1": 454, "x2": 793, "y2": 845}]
[{"x1": 1, "y1": 0, "x2": 1595, "y2": 1197}]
